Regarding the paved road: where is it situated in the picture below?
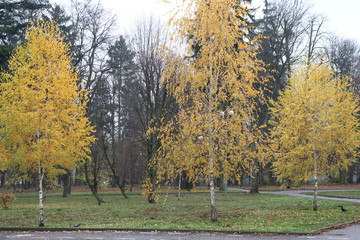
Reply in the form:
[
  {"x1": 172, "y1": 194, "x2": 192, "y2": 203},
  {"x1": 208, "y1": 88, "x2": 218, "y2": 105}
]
[
  {"x1": 0, "y1": 226, "x2": 360, "y2": 240},
  {"x1": 234, "y1": 188, "x2": 360, "y2": 203}
]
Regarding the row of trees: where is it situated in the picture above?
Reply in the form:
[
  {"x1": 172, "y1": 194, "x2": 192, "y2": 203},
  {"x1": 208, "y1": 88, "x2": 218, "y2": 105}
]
[
  {"x1": 0, "y1": 0, "x2": 359, "y2": 223},
  {"x1": 0, "y1": 0, "x2": 173, "y2": 203},
  {"x1": 154, "y1": 0, "x2": 358, "y2": 221}
]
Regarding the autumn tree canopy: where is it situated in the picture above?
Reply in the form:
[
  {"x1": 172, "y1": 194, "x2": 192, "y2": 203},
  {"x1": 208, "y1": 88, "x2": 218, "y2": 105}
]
[
  {"x1": 0, "y1": 20, "x2": 95, "y2": 226},
  {"x1": 156, "y1": 0, "x2": 269, "y2": 221},
  {"x1": 270, "y1": 61, "x2": 359, "y2": 211}
]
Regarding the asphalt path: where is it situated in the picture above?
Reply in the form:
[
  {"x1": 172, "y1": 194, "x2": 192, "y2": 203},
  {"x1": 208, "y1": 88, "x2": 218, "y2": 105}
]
[
  {"x1": 244, "y1": 188, "x2": 360, "y2": 203},
  {"x1": 1, "y1": 227, "x2": 360, "y2": 240}
]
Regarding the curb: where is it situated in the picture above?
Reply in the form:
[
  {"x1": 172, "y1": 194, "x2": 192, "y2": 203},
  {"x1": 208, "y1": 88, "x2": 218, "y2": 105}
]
[
  {"x1": 0, "y1": 227, "x2": 310, "y2": 236},
  {"x1": 309, "y1": 219, "x2": 360, "y2": 234},
  {"x1": 1, "y1": 220, "x2": 359, "y2": 236}
]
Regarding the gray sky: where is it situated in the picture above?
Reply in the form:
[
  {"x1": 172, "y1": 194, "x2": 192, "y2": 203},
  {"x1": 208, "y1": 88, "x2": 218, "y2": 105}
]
[
  {"x1": 311, "y1": 0, "x2": 360, "y2": 43},
  {"x1": 50, "y1": 0, "x2": 360, "y2": 43}
]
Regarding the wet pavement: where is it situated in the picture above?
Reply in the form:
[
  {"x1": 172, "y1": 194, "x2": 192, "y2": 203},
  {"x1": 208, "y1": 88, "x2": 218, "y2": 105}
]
[
  {"x1": 234, "y1": 188, "x2": 360, "y2": 203},
  {"x1": 0, "y1": 226, "x2": 360, "y2": 240}
]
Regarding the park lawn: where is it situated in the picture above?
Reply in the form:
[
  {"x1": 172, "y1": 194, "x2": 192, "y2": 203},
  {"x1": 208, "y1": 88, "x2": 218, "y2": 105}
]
[
  {"x1": 304, "y1": 191, "x2": 360, "y2": 199},
  {"x1": 1, "y1": 191, "x2": 359, "y2": 233}
]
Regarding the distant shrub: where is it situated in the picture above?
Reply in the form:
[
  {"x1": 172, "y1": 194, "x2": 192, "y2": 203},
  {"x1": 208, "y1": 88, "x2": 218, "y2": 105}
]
[{"x1": 1, "y1": 191, "x2": 16, "y2": 209}]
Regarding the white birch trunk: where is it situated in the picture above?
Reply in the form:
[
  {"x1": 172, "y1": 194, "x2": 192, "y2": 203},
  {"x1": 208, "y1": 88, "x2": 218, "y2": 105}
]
[
  {"x1": 224, "y1": 177, "x2": 228, "y2": 199},
  {"x1": 38, "y1": 166, "x2": 45, "y2": 227},
  {"x1": 313, "y1": 151, "x2": 319, "y2": 211},
  {"x1": 313, "y1": 174, "x2": 318, "y2": 211},
  {"x1": 207, "y1": 64, "x2": 217, "y2": 221},
  {"x1": 178, "y1": 172, "x2": 181, "y2": 200},
  {"x1": 209, "y1": 156, "x2": 217, "y2": 222}
]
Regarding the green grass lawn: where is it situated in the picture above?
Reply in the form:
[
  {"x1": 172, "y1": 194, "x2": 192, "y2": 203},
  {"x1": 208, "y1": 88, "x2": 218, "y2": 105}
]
[
  {"x1": 306, "y1": 191, "x2": 360, "y2": 199},
  {"x1": 1, "y1": 190, "x2": 359, "y2": 233}
]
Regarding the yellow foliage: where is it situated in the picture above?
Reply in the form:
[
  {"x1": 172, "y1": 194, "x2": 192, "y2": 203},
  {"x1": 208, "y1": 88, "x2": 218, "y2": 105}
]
[
  {"x1": 156, "y1": 0, "x2": 269, "y2": 184},
  {"x1": 0, "y1": 20, "x2": 95, "y2": 177},
  {"x1": 271, "y1": 61, "x2": 359, "y2": 182}
]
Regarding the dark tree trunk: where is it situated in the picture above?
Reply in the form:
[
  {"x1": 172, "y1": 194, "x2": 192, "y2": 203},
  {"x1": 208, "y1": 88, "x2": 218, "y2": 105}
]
[
  {"x1": 146, "y1": 139, "x2": 159, "y2": 204},
  {"x1": 146, "y1": 164, "x2": 157, "y2": 204},
  {"x1": 62, "y1": 171, "x2": 72, "y2": 197},
  {"x1": 0, "y1": 171, "x2": 6, "y2": 188},
  {"x1": 249, "y1": 159, "x2": 260, "y2": 194},
  {"x1": 219, "y1": 174, "x2": 226, "y2": 191},
  {"x1": 339, "y1": 169, "x2": 347, "y2": 184},
  {"x1": 102, "y1": 142, "x2": 128, "y2": 199},
  {"x1": 84, "y1": 160, "x2": 104, "y2": 205},
  {"x1": 24, "y1": 180, "x2": 31, "y2": 190},
  {"x1": 179, "y1": 171, "x2": 193, "y2": 191},
  {"x1": 115, "y1": 177, "x2": 128, "y2": 199},
  {"x1": 347, "y1": 163, "x2": 356, "y2": 184}
]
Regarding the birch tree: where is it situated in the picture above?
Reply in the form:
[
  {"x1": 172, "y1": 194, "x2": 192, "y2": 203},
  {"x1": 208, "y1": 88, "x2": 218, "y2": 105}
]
[
  {"x1": 270, "y1": 61, "x2": 359, "y2": 211},
  {"x1": 0, "y1": 21, "x2": 94, "y2": 226},
  {"x1": 157, "y1": 0, "x2": 268, "y2": 221}
]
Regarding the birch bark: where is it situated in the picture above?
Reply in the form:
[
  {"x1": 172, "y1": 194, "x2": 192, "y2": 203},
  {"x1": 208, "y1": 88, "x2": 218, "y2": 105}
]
[
  {"x1": 38, "y1": 166, "x2": 45, "y2": 227},
  {"x1": 313, "y1": 151, "x2": 319, "y2": 211}
]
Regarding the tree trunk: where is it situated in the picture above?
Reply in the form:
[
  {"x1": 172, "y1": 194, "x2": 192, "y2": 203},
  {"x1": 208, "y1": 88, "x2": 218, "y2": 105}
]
[
  {"x1": 209, "y1": 156, "x2": 217, "y2": 222},
  {"x1": 71, "y1": 169, "x2": 76, "y2": 186},
  {"x1": 219, "y1": 174, "x2": 228, "y2": 197},
  {"x1": 62, "y1": 170, "x2": 72, "y2": 197},
  {"x1": 88, "y1": 185, "x2": 104, "y2": 205},
  {"x1": 146, "y1": 142, "x2": 158, "y2": 204},
  {"x1": 116, "y1": 180, "x2": 128, "y2": 199},
  {"x1": 101, "y1": 140, "x2": 128, "y2": 199},
  {"x1": 313, "y1": 174, "x2": 318, "y2": 211},
  {"x1": 84, "y1": 160, "x2": 104, "y2": 205},
  {"x1": 340, "y1": 169, "x2": 349, "y2": 184},
  {"x1": 347, "y1": 163, "x2": 355, "y2": 183},
  {"x1": 38, "y1": 166, "x2": 45, "y2": 227},
  {"x1": 0, "y1": 171, "x2": 6, "y2": 188},
  {"x1": 313, "y1": 151, "x2": 319, "y2": 211},
  {"x1": 218, "y1": 168, "x2": 227, "y2": 198},
  {"x1": 147, "y1": 165, "x2": 157, "y2": 204},
  {"x1": 24, "y1": 180, "x2": 31, "y2": 190},
  {"x1": 106, "y1": 161, "x2": 128, "y2": 199},
  {"x1": 249, "y1": 159, "x2": 260, "y2": 194},
  {"x1": 178, "y1": 172, "x2": 181, "y2": 200},
  {"x1": 223, "y1": 176, "x2": 228, "y2": 199}
]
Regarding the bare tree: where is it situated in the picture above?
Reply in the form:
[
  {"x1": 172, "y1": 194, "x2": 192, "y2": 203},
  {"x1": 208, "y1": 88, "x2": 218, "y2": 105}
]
[
  {"x1": 69, "y1": 0, "x2": 116, "y2": 93},
  {"x1": 129, "y1": 16, "x2": 175, "y2": 203},
  {"x1": 68, "y1": 0, "x2": 116, "y2": 204},
  {"x1": 304, "y1": 14, "x2": 326, "y2": 64},
  {"x1": 260, "y1": 0, "x2": 310, "y2": 90},
  {"x1": 325, "y1": 36, "x2": 360, "y2": 80},
  {"x1": 351, "y1": 56, "x2": 360, "y2": 95}
]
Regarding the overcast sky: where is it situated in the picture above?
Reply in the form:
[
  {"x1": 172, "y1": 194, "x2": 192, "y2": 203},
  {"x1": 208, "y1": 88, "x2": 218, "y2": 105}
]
[
  {"x1": 50, "y1": 0, "x2": 360, "y2": 44},
  {"x1": 311, "y1": 0, "x2": 360, "y2": 43}
]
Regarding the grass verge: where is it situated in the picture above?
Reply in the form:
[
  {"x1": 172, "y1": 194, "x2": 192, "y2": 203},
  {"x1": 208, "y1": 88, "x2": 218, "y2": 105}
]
[{"x1": 1, "y1": 190, "x2": 359, "y2": 233}]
